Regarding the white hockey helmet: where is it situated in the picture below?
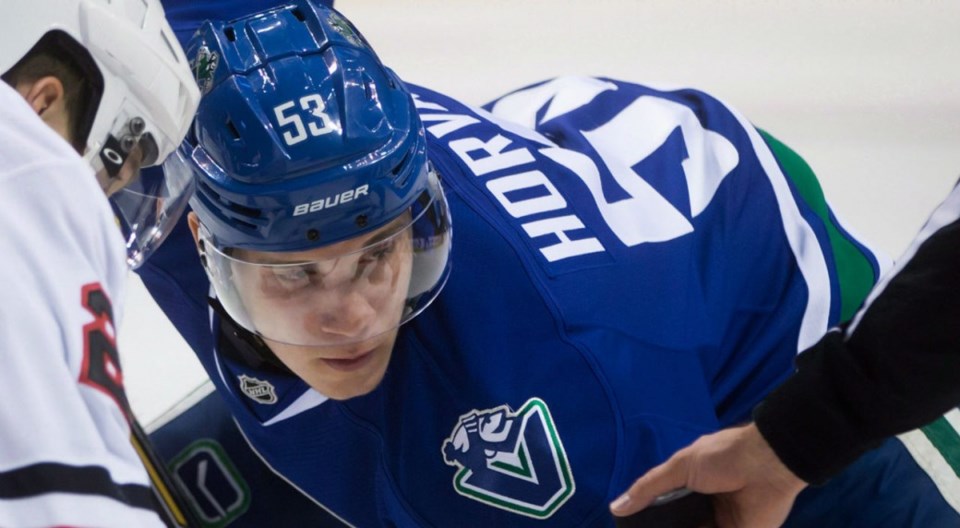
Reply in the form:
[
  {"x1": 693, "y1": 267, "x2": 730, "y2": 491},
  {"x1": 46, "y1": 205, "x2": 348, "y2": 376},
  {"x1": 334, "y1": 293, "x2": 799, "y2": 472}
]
[{"x1": 1, "y1": 0, "x2": 201, "y2": 267}]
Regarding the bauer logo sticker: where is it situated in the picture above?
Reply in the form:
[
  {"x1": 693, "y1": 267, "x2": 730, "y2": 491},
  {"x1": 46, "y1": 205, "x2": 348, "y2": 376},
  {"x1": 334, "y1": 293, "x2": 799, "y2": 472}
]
[
  {"x1": 238, "y1": 375, "x2": 278, "y2": 405},
  {"x1": 441, "y1": 398, "x2": 575, "y2": 518}
]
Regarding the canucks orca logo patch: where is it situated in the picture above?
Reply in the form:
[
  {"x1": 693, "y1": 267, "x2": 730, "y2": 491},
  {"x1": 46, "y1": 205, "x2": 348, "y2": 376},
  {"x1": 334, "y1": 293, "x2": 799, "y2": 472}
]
[
  {"x1": 326, "y1": 11, "x2": 363, "y2": 47},
  {"x1": 441, "y1": 398, "x2": 575, "y2": 518},
  {"x1": 191, "y1": 45, "x2": 219, "y2": 95}
]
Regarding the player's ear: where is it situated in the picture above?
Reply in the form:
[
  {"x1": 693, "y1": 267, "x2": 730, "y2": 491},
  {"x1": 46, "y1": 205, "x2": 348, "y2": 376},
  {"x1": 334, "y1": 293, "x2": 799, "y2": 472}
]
[
  {"x1": 187, "y1": 211, "x2": 207, "y2": 262},
  {"x1": 188, "y1": 212, "x2": 221, "y2": 284},
  {"x1": 17, "y1": 75, "x2": 74, "y2": 147},
  {"x1": 187, "y1": 212, "x2": 204, "y2": 252},
  {"x1": 18, "y1": 75, "x2": 64, "y2": 116},
  {"x1": 188, "y1": 211, "x2": 212, "y2": 271}
]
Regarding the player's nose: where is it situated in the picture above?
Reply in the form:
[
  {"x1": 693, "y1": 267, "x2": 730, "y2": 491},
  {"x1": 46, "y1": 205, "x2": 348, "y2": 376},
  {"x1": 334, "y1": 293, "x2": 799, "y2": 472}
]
[{"x1": 305, "y1": 289, "x2": 377, "y2": 339}]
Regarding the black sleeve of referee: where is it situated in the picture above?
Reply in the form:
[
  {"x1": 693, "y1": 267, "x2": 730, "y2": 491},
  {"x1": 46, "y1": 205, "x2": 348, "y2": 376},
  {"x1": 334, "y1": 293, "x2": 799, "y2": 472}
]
[{"x1": 753, "y1": 194, "x2": 960, "y2": 485}]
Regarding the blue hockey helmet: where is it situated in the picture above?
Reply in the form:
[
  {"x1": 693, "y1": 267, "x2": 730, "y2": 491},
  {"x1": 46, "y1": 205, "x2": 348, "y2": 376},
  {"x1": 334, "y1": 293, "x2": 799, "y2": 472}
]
[{"x1": 169, "y1": 1, "x2": 452, "y2": 347}]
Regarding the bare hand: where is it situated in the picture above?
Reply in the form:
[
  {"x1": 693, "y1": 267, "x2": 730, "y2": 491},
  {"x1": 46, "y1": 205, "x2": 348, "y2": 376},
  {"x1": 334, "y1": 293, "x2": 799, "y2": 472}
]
[{"x1": 609, "y1": 423, "x2": 808, "y2": 528}]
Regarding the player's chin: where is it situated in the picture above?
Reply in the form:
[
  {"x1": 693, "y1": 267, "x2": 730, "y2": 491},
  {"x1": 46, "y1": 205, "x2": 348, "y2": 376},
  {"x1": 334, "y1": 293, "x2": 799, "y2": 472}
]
[{"x1": 309, "y1": 348, "x2": 391, "y2": 400}]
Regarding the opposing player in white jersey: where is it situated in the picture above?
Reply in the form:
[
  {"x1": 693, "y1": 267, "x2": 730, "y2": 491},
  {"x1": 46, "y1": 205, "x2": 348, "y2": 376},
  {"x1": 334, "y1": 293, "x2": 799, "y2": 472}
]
[{"x1": 0, "y1": 1, "x2": 199, "y2": 526}]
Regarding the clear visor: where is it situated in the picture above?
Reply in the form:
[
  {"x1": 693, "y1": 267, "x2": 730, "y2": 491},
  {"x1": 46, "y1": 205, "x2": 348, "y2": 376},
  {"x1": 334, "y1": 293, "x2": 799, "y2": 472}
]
[
  {"x1": 202, "y1": 171, "x2": 452, "y2": 348},
  {"x1": 111, "y1": 151, "x2": 195, "y2": 269},
  {"x1": 90, "y1": 113, "x2": 194, "y2": 268}
]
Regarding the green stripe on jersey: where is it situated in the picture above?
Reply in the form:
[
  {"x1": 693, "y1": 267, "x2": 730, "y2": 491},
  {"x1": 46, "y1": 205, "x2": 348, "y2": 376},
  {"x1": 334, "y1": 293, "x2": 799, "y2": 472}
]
[
  {"x1": 897, "y1": 420, "x2": 960, "y2": 514},
  {"x1": 758, "y1": 130, "x2": 876, "y2": 322},
  {"x1": 921, "y1": 417, "x2": 960, "y2": 478}
]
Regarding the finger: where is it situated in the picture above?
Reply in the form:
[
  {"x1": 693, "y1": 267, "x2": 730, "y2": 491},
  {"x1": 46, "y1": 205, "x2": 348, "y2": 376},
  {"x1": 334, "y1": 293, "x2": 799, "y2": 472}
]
[{"x1": 610, "y1": 450, "x2": 691, "y2": 516}]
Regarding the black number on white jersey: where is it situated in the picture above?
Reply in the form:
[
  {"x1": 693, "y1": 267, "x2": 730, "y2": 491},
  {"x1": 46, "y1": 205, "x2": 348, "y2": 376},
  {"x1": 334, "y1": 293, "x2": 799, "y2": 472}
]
[{"x1": 79, "y1": 282, "x2": 131, "y2": 419}]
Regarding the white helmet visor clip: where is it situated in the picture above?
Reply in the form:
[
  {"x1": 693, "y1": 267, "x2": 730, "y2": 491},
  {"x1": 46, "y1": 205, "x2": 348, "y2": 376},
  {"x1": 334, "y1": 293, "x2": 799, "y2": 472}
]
[
  {"x1": 103, "y1": 115, "x2": 196, "y2": 269},
  {"x1": 90, "y1": 114, "x2": 157, "y2": 196}
]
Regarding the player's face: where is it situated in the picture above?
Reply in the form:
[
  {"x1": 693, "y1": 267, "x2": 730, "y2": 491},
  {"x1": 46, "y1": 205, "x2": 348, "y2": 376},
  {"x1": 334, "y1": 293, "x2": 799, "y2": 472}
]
[{"x1": 229, "y1": 217, "x2": 415, "y2": 399}]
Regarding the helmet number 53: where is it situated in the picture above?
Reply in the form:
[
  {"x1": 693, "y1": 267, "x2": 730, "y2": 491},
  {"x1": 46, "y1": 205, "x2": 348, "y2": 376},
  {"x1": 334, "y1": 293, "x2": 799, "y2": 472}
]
[{"x1": 274, "y1": 94, "x2": 334, "y2": 146}]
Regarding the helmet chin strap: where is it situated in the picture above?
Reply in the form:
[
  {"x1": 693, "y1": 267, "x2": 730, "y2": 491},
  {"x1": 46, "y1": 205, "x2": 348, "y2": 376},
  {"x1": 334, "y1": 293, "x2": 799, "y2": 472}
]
[{"x1": 208, "y1": 297, "x2": 294, "y2": 375}]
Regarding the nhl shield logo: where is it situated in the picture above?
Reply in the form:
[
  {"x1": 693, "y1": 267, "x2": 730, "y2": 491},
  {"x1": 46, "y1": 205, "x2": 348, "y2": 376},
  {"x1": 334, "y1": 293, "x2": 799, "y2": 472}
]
[
  {"x1": 441, "y1": 398, "x2": 575, "y2": 518},
  {"x1": 237, "y1": 375, "x2": 277, "y2": 405}
]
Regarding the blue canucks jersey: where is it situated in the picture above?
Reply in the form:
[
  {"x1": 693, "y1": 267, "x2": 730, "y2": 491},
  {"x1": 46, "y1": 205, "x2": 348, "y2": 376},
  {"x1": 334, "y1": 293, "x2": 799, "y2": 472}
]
[{"x1": 140, "y1": 77, "x2": 960, "y2": 526}]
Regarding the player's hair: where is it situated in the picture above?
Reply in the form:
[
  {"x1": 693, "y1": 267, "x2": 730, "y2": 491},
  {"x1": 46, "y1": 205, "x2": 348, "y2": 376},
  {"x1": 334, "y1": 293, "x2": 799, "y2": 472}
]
[{"x1": 1, "y1": 31, "x2": 103, "y2": 153}]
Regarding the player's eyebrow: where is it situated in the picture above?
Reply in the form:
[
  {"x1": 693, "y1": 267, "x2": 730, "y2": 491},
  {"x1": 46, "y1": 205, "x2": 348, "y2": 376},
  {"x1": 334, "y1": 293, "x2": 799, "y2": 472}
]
[
  {"x1": 237, "y1": 214, "x2": 411, "y2": 265},
  {"x1": 361, "y1": 214, "x2": 410, "y2": 247}
]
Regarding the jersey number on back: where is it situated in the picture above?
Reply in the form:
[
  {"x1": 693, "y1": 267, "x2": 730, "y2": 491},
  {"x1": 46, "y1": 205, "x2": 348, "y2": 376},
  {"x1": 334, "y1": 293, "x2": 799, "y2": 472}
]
[{"x1": 488, "y1": 77, "x2": 741, "y2": 249}]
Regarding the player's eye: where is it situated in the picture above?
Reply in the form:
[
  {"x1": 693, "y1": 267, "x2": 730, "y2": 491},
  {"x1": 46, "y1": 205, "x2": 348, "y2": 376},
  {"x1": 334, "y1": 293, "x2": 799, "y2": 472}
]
[
  {"x1": 263, "y1": 265, "x2": 315, "y2": 293},
  {"x1": 355, "y1": 240, "x2": 396, "y2": 279}
]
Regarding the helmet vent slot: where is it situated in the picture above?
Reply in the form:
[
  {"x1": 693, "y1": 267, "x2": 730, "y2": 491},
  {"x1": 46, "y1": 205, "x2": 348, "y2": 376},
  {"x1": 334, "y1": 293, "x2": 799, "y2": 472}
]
[
  {"x1": 228, "y1": 202, "x2": 262, "y2": 219},
  {"x1": 233, "y1": 218, "x2": 258, "y2": 231},
  {"x1": 224, "y1": 27, "x2": 237, "y2": 42},
  {"x1": 225, "y1": 118, "x2": 241, "y2": 140},
  {"x1": 198, "y1": 181, "x2": 262, "y2": 222},
  {"x1": 161, "y1": 30, "x2": 180, "y2": 63},
  {"x1": 392, "y1": 149, "x2": 413, "y2": 187},
  {"x1": 291, "y1": 8, "x2": 306, "y2": 22},
  {"x1": 392, "y1": 150, "x2": 409, "y2": 176}
]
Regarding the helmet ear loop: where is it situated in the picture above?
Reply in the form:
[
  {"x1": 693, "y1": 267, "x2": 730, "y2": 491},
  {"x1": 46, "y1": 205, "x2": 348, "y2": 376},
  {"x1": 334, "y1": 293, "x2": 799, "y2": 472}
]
[{"x1": 196, "y1": 224, "x2": 220, "y2": 284}]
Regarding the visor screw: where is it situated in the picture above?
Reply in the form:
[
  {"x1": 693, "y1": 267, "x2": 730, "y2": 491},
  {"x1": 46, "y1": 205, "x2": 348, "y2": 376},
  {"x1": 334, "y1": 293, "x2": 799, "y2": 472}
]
[
  {"x1": 128, "y1": 117, "x2": 146, "y2": 136},
  {"x1": 120, "y1": 134, "x2": 137, "y2": 153},
  {"x1": 356, "y1": 215, "x2": 368, "y2": 228},
  {"x1": 306, "y1": 229, "x2": 320, "y2": 241}
]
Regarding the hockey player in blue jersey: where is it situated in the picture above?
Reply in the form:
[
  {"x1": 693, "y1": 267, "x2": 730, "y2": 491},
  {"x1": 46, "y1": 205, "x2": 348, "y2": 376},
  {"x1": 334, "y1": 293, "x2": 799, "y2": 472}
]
[{"x1": 139, "y1": 1, "x2": 960, "y2": 526}]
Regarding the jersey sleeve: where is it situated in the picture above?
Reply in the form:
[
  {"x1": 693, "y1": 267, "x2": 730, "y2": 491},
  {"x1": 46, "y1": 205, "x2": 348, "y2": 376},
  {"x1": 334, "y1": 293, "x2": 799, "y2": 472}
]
[
  {"x1": 756, "y1": 130, "x2": 885, "y2": 324},
  {"x1": 0, "y1": 162, "x2": 164, "y2": 527},
  {"x1": 756, "y1": 181, "x2": 960, "y2": 484}
]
